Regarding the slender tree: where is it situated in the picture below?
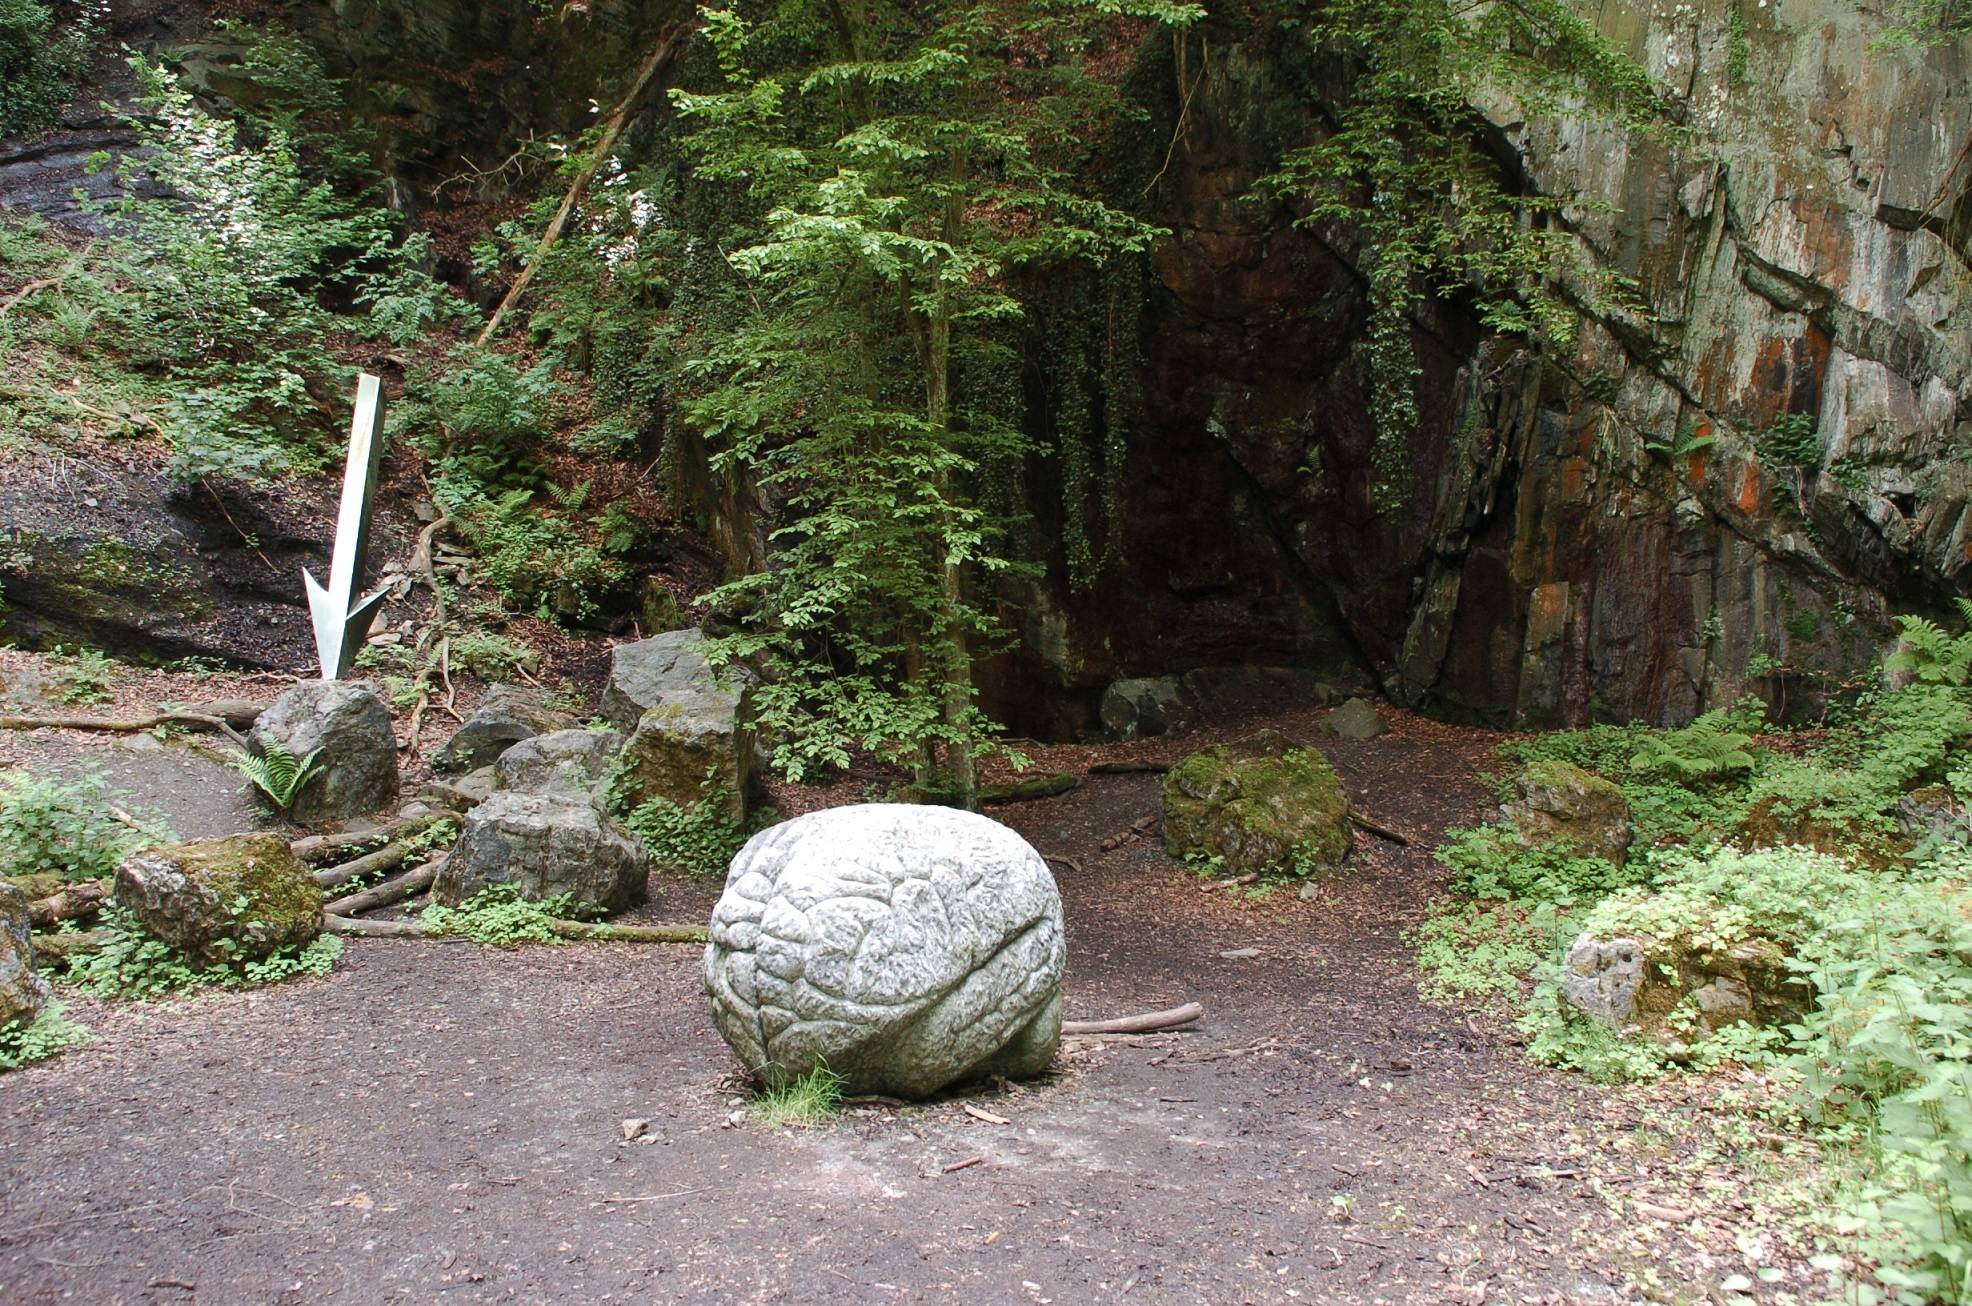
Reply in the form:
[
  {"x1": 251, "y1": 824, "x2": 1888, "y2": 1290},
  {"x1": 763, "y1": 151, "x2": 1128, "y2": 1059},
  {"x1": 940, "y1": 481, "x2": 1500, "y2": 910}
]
[{"x1": 673, "y1": 0, "x2": 1196, "y2": 805}]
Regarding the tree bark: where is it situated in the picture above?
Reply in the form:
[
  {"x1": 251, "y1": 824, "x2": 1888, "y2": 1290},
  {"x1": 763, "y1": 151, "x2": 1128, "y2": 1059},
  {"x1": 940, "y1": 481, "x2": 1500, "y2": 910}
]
[
  {"x1": 29, "y1": 930, "x2": 107, "y2": 961},
  {"x1": 314, "y1": 839, "x2": 423, "y2": 890},
  {"x1": 291, "y1": 812, "x2": 452, "y2": 864}
]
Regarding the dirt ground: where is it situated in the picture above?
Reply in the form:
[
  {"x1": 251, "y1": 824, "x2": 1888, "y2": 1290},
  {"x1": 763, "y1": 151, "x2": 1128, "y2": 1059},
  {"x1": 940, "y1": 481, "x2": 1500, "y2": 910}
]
[{"x1": 0, "y1": 694, "x2": 1804, "y2": 1305}]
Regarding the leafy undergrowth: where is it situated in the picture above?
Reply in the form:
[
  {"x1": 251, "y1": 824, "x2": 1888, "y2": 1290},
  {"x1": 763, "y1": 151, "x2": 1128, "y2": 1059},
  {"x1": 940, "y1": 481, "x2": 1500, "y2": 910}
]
[
  {"x1": 65, "y1": 905, "x2": 343, "y2": 1000},
  {"x1": 0, "y1": 769, "x2": 172, "y2": 884},
  {"x1": 1414, "y1": 610, "x2": 1972, "y2": 1302},
  {"x1": 0, "y1": 1001, "x2": 95, "y2": 1071},
  {"x1": 419, "y1": 885, "x2": 581, "y2": 948}
]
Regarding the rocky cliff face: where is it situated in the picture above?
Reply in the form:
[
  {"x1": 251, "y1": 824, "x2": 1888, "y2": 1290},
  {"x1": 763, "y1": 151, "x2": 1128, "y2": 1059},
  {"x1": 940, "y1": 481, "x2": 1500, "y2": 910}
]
[{"x1": 1011, "y1": 2, "x2": 1972, "y2": 730}]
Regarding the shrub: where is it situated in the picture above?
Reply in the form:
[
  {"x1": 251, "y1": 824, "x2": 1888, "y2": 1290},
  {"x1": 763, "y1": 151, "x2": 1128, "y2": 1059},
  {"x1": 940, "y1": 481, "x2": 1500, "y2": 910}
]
[
  {"x1": 620, "y1": 793, "x2": 749, "y2": 879},
  {"x1": 0, "y1": 0, "x2": 100, "y2": 138},
  {"x1": 0, "y1": 770, "x2": 169, "y2": 883},
  {"x1": 1887, "y1": 599, "x2": 1972, "y2": 687},
  {"x1": 0, "y1": 1001, "x2": 93, "y2": 1071},
  {"x1": 1435, "y1": 824, "x2": 1640, "y2": 906}
]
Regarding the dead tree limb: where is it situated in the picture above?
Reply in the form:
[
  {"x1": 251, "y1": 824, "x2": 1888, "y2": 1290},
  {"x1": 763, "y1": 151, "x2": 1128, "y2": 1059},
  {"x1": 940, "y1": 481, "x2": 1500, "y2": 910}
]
[
  {"x1": 323, "y1": 857, "x2": 444, "y2": 917},
  {"x1": 323, "y1": 914, "x2": 444, "y2": 939},
  {"x1": 30, "y1": 930, "x2": 107, "y2": 961},
  {"x1": 0, "y1": 710, "x2": 250, "y2": 747},
  {"x1": 27, "y1": 880, "x2": 110, "y2": 928},
  {"x1": 545, "y1": 920, "x2": 708, "y2": 944},
  {"x1": 475, "y1": 23, "x2": 691, "y2": 346},
  {"x1": 324, "y1": 915, "x2": 708, "y2": 944},
  {"x1": 313, "y1": 839, "x2": 422, "y2": 891},
  {"x1": 1347, "y1": 812, "x2": 1410, "y2": 846},
  {"x1": 1061, "y1": 1003, "x2": 1203, "y2": 1036},
  {"x1": 290, "y1": 812, "x2": 451, "y2": 865}
]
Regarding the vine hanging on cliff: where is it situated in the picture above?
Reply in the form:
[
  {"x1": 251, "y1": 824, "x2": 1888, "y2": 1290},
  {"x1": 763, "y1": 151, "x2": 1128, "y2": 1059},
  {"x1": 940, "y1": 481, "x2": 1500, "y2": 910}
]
[{"x1": 1259, "y1": 0, "x2": 1675, "y2": 511}]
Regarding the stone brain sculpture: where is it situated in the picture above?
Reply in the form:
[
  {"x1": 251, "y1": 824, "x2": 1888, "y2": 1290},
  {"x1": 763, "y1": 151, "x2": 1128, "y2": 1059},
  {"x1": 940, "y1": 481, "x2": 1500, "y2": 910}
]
[{"x1": 704, "y1": 804, "x2": 1066, "y2": 1100}]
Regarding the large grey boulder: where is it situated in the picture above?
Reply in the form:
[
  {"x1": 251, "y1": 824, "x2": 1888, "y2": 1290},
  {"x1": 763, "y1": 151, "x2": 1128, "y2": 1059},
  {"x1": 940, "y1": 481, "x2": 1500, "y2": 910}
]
[
  {"x1": 705, "y1": 804, "x2": 1065, "y2": 1099},
  {"x1": 0, "y1": 883, "x2": 51, "y2": 1031},
  {"x1": 432, "y1": 686, "x2": 577, "y2": 774},
  {"x1": 605, "y1": 631, "x2": 752, "y2": 824},
  {"x1": 432, "y1": 791, "x2": 645, "y2": 914},
  {"x1": 1098, "y1": 676, "x2": 1186, "y2": 740},
  {"x1": 494, "y1": 728, "x2": 623, "y2": 798},
  {"x1": 250, "y1": 681, "x2": 398, "y2": 824},
  {"x1": 601, "y1": 629, "x2": 736, "y2": 731},
  {"x1": 114, "y1": 833, "x2": 324, "y2": 966}
]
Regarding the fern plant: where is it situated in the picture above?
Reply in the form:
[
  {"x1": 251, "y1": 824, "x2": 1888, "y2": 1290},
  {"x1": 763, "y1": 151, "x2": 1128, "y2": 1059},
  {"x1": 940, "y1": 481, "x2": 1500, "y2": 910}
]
[
  {"x1": 1629, "y1": 708, "x2": 1758, "y2": 782},
  {"x1": 232, "y1": 740, "x2": 323, "y2": 816},
  {"x1": 1887, "y1": 599, "x2": 1972, "y2": 687}
]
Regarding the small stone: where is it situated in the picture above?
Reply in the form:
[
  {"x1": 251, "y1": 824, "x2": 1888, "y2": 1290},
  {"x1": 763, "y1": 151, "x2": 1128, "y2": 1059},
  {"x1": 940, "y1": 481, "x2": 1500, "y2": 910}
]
[
  {"x1": 604, "y1": 630, "x2": 752, "y2": 824},
  {"x1": 1162, "y1": 730, "x2": 1353, "y2": 878},
  {"x1": 1218, "y1": 948, "x2": 1262, "y2": 960},
  {"x1": 1319, "y1": 697, "x2": 1388, "y2": 739},
  {"x1": 494, "y1": 729, "x2": 623, "y2": 798},
  {"x1": 432, "y1": 686, "x2": 577, "y2": 775},
  {"x1": 1098, "y1": 676, "x2": 1185, "y2": 740},
  {"x1": 1501, "y1": 760, "x2": 1632, "y2": 866},
  {"x1": 621, "y1": 1118, "x2": 649, "y2": 1141}
]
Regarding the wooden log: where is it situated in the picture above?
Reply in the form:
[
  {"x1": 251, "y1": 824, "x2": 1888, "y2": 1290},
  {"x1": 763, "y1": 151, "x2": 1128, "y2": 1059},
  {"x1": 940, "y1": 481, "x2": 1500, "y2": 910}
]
[
  {"x1": 290, "y1": 812, "x2": 450, "y2": 864},
  {"x1": 323, "y1": 914, "x2": 439, "y2": 939},
  {"x1": 1087, "y1": 760, "x2": 1170, "y2": 775},
  {"x1": 26, "y1": 879, "x2": 110, "y2": 928},
  {"x1": 324, "y1": 915, "x2": 708, "y2": 944},
  {"x1": 0, "y1": 710, "x2": 249, "y2": 746},
  {"x1": 30, "y1": 929, "x2": 108, "y2": 961},
  {"x1": 979, "y1": 773, "x2": 1082, "y2": 805},
  {"x1": 313, "y1": 839, "x2": 420, "y2": 891},
  {"x1": 1347, "y1": 811, "x2": 1410, "y2": 846},
  {"x1": 323, "y1": 857, "x2": 443, "y2": 917},
  {"x1": 545, "y1": 920, "x2": 709, "y2": 944},
  {"x1": 1061, "y1": 1002, "x2": 1203, "y2": 1036}
]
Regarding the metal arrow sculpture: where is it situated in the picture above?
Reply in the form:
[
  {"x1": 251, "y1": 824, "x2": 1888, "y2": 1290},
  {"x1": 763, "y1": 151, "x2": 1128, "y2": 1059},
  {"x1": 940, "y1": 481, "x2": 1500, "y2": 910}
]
[{"x1": 305, "y1": 372, "x2": 391, "y2": 680}]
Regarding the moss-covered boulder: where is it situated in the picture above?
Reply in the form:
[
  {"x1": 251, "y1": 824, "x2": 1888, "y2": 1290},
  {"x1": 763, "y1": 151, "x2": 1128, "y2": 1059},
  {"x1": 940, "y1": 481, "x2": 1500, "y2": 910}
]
[
  {"x1": 1162, "y1": 730, "x2": 1352, "y2": 877},
  {"x1": 114, "y1": 834, "x2": 323, "y2": 966},
  {"x1": 1500, "y1": 760, "x2": 1632, "y2": 866},
  {"x1": 0, "y1": 883, "x2": 52, "y2": 1032}
]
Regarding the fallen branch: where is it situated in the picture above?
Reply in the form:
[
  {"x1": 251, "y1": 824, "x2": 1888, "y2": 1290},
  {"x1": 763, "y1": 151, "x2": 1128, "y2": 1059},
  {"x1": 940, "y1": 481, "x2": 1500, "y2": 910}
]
[
  {"x1": 1347, "y1": 811, "x2": 1410, "y2": 846},
  {"x1": 0, "y1": 709, "x2": 250, "y2": 746},
  {"x1": 323, "y1": 857, "x2": 444, "y2": 917},
  {"x1": 1061, "y1": 1002, "x2": 1203, "y2": 1036},
  {"x1": 476, "y1": 23, "x2": 691, "y2": 346},
  {"x1": 979, "y1": 773, "x2": 1081, "y2": 805},
  {"x1": 546, "y1": 920, "x2": 709, "y2": 944},
  {"x1": 27, "y1": 879, "x2": 110, "y2": 928},
  {"x1": 323, "y1": 915, "x2": 708, "y2": 943},
  {"x1": 30, "y1": 929, "x2": 107, "y2": 961},
  {"x1": 290, "y1": 812, "x2": 451, "y2": 864},
  {"x1": 1087, "y1": 760, "x2": 1170, "y2": 775},
  {"x1": 323, "y1": 914, "x2": 443, "y2": 939},
  {"x1": 313, "y1": 839, "x2": 423, "y2": 891}
]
